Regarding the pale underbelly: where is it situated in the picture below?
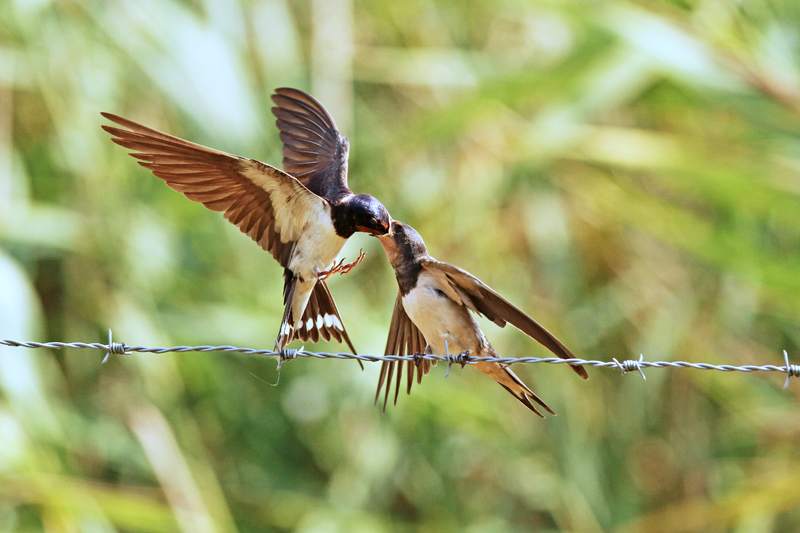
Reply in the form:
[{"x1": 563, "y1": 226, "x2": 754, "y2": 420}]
[
  {"x1": 403, "y1": 286, "x2": 483, "y2": 356},
  {"x1": 287, "y1": 226, "x2": 347, "y2": 281}
]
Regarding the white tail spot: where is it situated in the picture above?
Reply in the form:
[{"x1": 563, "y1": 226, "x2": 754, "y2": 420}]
[{"x1": 323, "y1": 314, "x2": 343, "y2": 330}]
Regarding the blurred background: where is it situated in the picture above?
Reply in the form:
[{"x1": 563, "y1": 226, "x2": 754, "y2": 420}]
[{"x1": 1, "y1": 0, "x2": 800, "y2": 531}]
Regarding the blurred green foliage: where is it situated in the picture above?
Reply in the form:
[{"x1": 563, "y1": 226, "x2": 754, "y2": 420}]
[{"x1": 1, "y1": 0, "x2": 800, "y2": 531}]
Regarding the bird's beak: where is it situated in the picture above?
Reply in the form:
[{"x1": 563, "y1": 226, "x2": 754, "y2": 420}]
[{"x1": 373, "y1": 216, "x2": 393, "y2": 238}]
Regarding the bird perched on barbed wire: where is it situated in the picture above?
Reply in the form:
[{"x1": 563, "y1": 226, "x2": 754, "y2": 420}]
[
  {"x1": 376, "y1": 221, "x2": 588, "y2": 417},
  {"x1": 101, "y1": 88, "x2": 391, "y2": 356}
]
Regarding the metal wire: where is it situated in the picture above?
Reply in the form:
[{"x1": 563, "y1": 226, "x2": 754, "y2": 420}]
[{"x1": 1, "y1": 330, "x2": 798, "y2": 388}]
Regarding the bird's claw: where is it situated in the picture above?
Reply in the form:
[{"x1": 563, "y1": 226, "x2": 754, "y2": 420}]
[
  {"x1": 318, "y1": 250, "x2": 366, "y2": 281},
  {"x1": 339, "y1": 250, "x2": 366, "y2": 275},
  {"x1": 318, "y1": 258, "x2": 344, "y2": 282}
]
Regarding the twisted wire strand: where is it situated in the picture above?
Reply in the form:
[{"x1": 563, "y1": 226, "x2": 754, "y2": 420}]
[{"x1": 1, "y1": 332, "x2": 798, "y2": 387}]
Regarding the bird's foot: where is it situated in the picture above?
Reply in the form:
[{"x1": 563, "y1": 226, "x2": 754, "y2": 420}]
[
  {"x1": 318, "y1": 258, "x2": 345, "y2": 282},
  {"x1": 339, "y1": 250, "x2": 366, "y2": 275},
  {"x1": 318, "y1": 250, "x2": 366, "y2": 281}
]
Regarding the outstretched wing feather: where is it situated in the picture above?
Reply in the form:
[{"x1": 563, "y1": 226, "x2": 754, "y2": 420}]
[
  {"x1": 101, "y1": 112, "x2": 329, "y2": 269},
  {"x1": 421, "y1": 259, "x2": 588, "y2": 379}
]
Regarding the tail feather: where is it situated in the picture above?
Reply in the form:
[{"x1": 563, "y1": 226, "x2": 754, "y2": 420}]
[
  {"x1": 308, "y1": 280, "x2": 357, "y2": 356},
  {"x1": 277, "y1": 270, "x2": 360, "y2": 368},
  {"x1": 476, "y1": 343, "x2": 556, "y2": 417},
  {"x1": 497, "y1": 383, "x2": 545, "y2": 418},
  {"x1": 277, "y1": 273, "x2": 297, "y2": 350}
]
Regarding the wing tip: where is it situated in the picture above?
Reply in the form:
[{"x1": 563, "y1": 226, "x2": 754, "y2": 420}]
[
  {"x1": 272, "y1": 87, "x2": 298, "y2": 98},
  {"x1": 100, "y1": 112, "x2": 131, "y2": 128},
  {"x1": 101, "y1": 125, "x2": 129, "y2": 140},
  {"x1": 272, "y1": 87, "x2": 315, "y2": 102},
  {"x1": 571, "y1": 363, "x2": 589, "y2": 380}
]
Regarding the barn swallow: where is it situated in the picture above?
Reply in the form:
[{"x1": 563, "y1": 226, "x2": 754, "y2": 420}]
[
  {"x1": 101, "y1": 88, "x2": 391, "y2": 354},
  {"x1": 375, "y1": 221, "x2": 588, "y2": 417}
]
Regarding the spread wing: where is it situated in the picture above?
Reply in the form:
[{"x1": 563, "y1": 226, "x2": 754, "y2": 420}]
[
  {"x1": 375, "y1": 292, "x2": 431, "y2": 411},
  {"x1": 101, "y1": 112, "x2": 328, "y2": 268},
  {"x1": 270, "y1": 88, "x2": 350, "y2": 198},
  {"x1": 420, "y1": 259, "x2": 589, "y2": 379}
]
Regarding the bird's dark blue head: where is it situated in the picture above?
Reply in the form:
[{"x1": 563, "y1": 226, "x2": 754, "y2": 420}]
[{"x1": 333, "y1": 194, "x2": 392, "y2": 238}]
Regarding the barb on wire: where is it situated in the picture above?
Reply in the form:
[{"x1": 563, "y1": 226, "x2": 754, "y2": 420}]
[
  {"x1": 443, "y1": 340, "x2": 470, "y2": 377},
  {"x1": 271, "y1": 340, "x2": 303, "y2": 386},
  {"x1": 613, "y1": 354, "x2": 647, "y2": 380},
  {"x1": 102, "y1": 329, "x2": 129, "y2": 364},
  {"x1": 784, "y1": 350, "x2": 800, "y2": 389},
  {"x1": 0, "y1": 331, "x2": 797, "y2": 387}
]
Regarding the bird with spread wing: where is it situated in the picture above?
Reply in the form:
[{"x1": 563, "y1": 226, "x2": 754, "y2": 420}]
[{"x1": 102, "y1": 88, "x2": 391, "y2": 354}]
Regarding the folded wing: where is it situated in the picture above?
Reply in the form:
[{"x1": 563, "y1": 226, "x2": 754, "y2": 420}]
[{"x1": 421, "y1": 259, "x2": 588, "y2": 379}]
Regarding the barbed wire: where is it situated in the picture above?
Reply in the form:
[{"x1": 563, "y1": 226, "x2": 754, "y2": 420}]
[{"x1": 1, "y1": 330, "x2": 799, "y2": 388}]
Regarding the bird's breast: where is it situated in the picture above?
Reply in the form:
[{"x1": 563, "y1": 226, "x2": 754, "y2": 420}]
[
  {"x1": 288, "y1": 217, "x2": 347, "y2": 280},
  {"x1": 402, "y1": 276, "x2": 483, "y2": 356}
]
